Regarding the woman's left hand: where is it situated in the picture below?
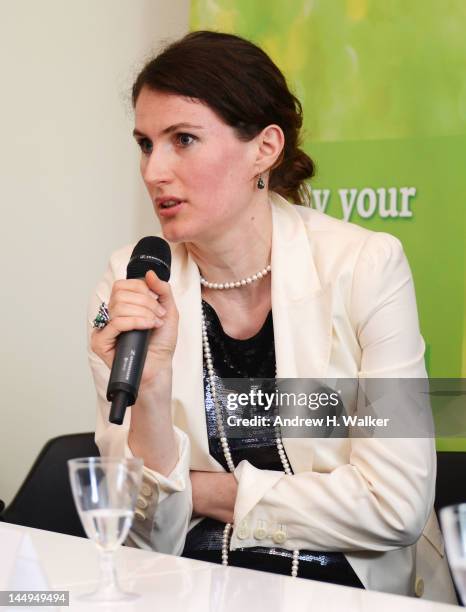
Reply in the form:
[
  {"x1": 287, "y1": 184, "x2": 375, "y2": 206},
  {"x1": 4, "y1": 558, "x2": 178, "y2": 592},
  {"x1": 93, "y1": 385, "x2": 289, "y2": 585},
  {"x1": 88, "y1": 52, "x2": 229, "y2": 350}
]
[{"x1": 190, "y1": 471, "x2": 238, "y2": 524}]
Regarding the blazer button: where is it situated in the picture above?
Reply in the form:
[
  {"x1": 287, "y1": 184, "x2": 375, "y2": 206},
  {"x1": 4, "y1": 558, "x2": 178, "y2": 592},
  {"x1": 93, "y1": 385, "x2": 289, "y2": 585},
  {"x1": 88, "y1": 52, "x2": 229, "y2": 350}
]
[
  {"x1": 237, "y1": 521, "x2": 249, "y2": 540},
  {"x1": 136, "y1": 497, "x2": 148, "y2": 510},
  {"x1": 272, "y1": 530, "x2": 287, "y2": 545},
  {"x1": 237, "y1": 527, "x2": 250, "y2": 540},
  {"x1": 415, "y1": 577, "x2": 424, "y2": 598},
  {"x1": 141, "y1": 484, "x2": 152, "y2": 497},
  {"x1": 134, "y1": 509, "x2": 146, "y2": 522},
  {"x1": 254, "y1": 527, "x2": 267, "y2": 540}
]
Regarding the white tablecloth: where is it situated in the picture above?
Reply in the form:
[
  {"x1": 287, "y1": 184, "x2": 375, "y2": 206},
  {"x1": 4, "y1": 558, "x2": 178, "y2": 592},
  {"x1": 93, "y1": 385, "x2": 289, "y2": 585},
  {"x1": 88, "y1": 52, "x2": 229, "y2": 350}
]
[{"x1": 0, "y1": 522, "x2": 459, "y2": 611}]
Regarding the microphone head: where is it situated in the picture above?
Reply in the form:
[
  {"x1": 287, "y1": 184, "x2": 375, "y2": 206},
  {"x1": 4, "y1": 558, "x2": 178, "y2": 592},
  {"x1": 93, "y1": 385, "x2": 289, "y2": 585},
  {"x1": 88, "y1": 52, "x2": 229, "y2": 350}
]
[{"x1": 127, "y1": 237, "x2": 171, "y2": 281}]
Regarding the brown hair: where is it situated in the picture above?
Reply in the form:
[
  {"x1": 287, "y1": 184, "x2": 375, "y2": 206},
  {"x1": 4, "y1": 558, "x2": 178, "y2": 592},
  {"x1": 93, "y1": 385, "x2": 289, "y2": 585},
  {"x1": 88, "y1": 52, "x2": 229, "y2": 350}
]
[{"x1": 132, "y1": 31, "x2": 315, "y2": 205}]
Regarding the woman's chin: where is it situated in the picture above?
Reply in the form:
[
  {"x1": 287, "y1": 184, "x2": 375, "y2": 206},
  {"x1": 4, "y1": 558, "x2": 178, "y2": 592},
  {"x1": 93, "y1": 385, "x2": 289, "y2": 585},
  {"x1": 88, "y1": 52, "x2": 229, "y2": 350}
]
[
  {"x1": 157, "y1": 214, "x2": 214, "y2": 244},
  {"x1": 159, "y1": 222, "x2": 197, "y2": 244}
]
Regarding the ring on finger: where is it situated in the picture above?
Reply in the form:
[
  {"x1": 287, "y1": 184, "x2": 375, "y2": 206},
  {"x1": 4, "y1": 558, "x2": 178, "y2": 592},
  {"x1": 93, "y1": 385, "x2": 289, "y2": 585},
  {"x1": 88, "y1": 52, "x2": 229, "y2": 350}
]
[{"x1": 92, "y1": 302, "x2": 110, "y2": 329}]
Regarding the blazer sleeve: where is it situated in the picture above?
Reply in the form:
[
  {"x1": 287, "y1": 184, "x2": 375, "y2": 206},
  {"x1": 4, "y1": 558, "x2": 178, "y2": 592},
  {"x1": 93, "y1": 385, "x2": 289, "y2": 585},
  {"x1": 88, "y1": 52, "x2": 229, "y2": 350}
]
[
  {"x1": 229, "y1": 232, "x2": 435, "y2": 553},
  {"x1": 88, "y1": 252, "x2": 192, "y2": 555}
]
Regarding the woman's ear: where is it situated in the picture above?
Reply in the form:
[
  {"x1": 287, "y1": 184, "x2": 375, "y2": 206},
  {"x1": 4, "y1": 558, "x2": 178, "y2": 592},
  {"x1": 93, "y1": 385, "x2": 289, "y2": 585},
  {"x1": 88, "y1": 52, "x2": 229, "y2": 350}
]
[{"x1": 254, "y1": 124, "x2": 285, "y2": 175}]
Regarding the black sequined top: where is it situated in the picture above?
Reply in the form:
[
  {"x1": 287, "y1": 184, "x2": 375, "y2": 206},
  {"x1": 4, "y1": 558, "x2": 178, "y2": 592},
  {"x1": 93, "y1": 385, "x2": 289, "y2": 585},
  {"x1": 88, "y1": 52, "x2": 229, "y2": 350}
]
[{"x1": 182, "y1": 300, "x2": 363, "y2": 588}]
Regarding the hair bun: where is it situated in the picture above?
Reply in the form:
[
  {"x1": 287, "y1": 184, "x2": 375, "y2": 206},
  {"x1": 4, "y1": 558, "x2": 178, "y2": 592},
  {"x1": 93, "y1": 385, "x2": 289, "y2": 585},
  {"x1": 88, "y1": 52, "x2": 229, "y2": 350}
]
[{"x1": 270, "y1": 149, "x2": 315, "y2": 204}]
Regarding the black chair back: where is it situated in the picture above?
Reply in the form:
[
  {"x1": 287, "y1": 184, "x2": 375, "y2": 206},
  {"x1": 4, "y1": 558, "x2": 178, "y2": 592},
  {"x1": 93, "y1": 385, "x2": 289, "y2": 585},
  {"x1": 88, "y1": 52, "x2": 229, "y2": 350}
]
[
  {"x1": 435, "y1": 451, "x2": 466, "y2": 513},
  {"x1": 0, "y1": 433, "x2": 99, "y2": 537}
]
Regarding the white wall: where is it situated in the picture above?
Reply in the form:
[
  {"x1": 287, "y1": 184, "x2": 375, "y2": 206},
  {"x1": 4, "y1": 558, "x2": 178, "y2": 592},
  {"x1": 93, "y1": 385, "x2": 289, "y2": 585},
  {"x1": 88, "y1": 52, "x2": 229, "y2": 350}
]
[{"x1": 0, "y1": 0, "x2": 190, "y2": 505}]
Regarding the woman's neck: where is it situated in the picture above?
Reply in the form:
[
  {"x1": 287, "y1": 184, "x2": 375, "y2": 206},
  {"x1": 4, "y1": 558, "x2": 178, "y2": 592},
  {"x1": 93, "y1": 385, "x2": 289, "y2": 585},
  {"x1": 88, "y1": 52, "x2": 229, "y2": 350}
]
[{"x1": 185, "y1": 199, "x2": 272, "y2": 304}]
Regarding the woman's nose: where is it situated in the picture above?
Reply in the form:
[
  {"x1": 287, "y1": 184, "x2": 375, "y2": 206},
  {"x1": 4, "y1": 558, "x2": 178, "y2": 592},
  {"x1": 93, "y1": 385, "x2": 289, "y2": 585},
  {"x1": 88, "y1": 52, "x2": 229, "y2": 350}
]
[{"x1": 142, "y1": 144, "x2": 173, "y2": 184}]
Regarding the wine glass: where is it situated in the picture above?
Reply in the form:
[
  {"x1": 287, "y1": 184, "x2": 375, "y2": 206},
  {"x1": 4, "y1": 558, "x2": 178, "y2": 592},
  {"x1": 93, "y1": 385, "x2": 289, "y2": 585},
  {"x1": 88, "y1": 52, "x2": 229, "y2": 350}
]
[
  {"x1": 68, "y1": 457, "x2": 143, "y2": 602},
  {"x1": 439, "y1": 503, "x2": 466, "y2": 604}
]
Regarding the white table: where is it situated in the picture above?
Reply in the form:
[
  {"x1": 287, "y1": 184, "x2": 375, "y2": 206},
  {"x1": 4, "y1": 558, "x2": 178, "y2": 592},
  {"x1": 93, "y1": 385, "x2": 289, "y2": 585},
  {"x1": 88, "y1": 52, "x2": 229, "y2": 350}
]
[{"x1": 0, "y1": 522, "x2": 459, "y2": 611}]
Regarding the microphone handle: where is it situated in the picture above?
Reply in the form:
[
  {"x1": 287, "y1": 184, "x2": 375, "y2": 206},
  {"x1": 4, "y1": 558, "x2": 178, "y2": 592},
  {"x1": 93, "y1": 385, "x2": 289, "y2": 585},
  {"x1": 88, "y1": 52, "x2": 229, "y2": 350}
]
[{"x1": 107, "y1": 329, "x2": 151, "y2": 425}]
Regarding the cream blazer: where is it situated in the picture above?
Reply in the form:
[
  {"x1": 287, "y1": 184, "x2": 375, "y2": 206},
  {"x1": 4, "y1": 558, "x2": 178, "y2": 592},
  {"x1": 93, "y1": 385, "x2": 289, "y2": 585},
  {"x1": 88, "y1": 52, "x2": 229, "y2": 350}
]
[{"x1": 89, "y1": 193, "x2": 456, "y2": 603}]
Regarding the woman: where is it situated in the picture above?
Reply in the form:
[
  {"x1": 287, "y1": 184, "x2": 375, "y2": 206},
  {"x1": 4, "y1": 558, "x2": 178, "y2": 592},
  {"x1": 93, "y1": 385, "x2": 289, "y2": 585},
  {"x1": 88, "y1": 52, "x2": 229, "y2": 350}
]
[{"x1": 89, "y1": 31, "x2": 455, "y2": 601}]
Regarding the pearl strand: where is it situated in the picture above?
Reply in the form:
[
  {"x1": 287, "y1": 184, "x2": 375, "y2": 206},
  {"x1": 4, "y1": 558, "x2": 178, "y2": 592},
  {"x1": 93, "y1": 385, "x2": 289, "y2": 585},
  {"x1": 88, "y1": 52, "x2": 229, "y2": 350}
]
[
  {"x1": 222, "y1": 523, "x2": 232, "y2": 566},
  {"x1": 200, "y1": 264, "x2": 271, "y2": 290},
  {"x1": 201, "y1": 314, "x2": 235, "y2": 472},
  {"x1": 201, "y1": 303, "x2": 300, "y2": 578}
]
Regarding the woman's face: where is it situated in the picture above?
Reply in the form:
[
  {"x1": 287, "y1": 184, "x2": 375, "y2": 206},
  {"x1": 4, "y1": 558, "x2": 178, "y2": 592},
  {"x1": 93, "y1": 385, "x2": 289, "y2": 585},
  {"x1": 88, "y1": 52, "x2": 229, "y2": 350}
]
[{"x1": 134, "y1": 87, "x2": 260, "y2": 244}]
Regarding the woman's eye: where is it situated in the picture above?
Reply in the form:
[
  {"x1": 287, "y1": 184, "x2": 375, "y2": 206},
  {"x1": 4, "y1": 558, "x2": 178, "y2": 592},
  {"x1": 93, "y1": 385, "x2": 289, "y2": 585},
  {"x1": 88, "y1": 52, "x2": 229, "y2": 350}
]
[
  {"x1": 138, "y1": 138, "x2": 153, "y2": 155},
  {"x1": 176, "y1": 133, "x2": 196, "y2": 147}
]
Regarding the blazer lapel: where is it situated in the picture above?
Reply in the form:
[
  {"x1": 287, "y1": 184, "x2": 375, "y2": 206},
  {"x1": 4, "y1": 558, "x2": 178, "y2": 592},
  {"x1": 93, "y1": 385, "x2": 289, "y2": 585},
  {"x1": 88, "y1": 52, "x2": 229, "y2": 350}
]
[
  {"x1": 170, "y1": 242, "x2": 224, "y2": 471},
  {"x1": 270, "y1": 193, "x2": 333, "y2": 473},
  {"x1": 270, "y1": 193, "x2": 333, "y2": 380}
]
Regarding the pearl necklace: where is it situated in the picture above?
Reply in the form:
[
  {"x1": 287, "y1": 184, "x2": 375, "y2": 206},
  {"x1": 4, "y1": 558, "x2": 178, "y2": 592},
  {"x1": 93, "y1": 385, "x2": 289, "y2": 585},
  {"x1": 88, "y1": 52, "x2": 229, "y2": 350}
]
[
  {"x1": 201, "y1": 303, "x2": 300, "y2": 578},
  {"x1": 200, "y1": 264, "x2": 271, "y2": 290}
]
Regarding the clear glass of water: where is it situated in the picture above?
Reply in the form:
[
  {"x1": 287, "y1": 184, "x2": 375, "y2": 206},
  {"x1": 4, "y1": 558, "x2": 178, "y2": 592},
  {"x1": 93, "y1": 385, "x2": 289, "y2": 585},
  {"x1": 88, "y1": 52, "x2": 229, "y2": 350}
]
[
  {"x1": 68, "y1": 457, "x2": 143, "y2": 602},
  {"x1": 439, "y1": 503, "x2": 466, "y2": 603}
]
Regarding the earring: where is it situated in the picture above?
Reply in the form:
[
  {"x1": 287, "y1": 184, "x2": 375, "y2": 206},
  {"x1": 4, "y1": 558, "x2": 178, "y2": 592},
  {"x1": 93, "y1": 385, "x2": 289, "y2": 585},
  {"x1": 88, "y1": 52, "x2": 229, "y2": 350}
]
[{"x1": 257, "y1": 175, "x2": 265, "y2": 189}]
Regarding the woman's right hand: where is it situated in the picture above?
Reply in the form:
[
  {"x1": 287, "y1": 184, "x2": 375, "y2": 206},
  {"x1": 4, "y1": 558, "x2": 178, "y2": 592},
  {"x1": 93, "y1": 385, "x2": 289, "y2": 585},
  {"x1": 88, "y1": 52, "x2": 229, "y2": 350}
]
[{"x1": 90, "y1": 269, "x2": 179, "y2": 390}]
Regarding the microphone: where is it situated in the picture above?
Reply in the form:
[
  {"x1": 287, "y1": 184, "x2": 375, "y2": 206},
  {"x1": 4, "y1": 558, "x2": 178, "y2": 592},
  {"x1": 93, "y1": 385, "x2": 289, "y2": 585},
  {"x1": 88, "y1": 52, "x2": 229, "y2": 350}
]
[{"x1": 107, "y1": 236, "x2": 171, "y2": 425}]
